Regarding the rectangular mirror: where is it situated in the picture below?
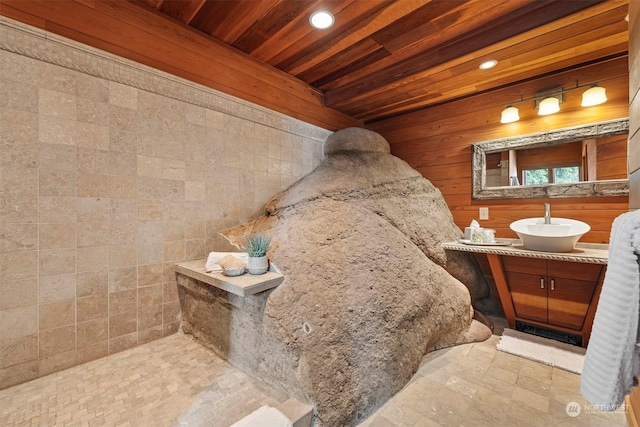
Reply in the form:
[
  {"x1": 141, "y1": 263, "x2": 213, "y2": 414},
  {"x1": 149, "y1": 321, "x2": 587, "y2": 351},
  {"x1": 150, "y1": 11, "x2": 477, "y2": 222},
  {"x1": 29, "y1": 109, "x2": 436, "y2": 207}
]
[{"x1": 472, "y1": 118, "x2": 629, "y2": 199}]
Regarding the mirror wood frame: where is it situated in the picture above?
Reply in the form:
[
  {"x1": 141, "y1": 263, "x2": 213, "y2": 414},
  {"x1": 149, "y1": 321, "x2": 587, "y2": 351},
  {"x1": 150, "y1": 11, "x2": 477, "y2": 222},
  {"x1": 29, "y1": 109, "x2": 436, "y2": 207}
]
[{"x1": 471, "y1": 118, "x2": 629, "y2": 200}]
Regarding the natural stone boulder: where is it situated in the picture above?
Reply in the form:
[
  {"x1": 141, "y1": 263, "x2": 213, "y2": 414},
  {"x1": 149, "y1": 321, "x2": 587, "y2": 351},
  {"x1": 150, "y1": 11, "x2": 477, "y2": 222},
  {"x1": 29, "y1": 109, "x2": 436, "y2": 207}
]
[{"x1": 219, "y1": 128, "x2": 491, "y2": 425}]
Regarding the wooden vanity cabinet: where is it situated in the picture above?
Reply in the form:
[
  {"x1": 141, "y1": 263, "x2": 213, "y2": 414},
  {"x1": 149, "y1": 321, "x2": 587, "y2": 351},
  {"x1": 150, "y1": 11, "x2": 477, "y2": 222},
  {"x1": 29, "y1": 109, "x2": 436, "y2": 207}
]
[
  {"x1": 501, "y1": 256, "x2": 605, "y2": 342},
  {"x1": 441, "y1": 240, "x2": 609, "y2": 348}
]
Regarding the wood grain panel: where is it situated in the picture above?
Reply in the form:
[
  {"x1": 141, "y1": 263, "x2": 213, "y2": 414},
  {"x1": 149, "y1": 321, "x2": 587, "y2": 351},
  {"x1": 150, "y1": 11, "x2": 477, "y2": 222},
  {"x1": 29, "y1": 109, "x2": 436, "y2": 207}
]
[
  {"x1": 597, "y1": 134, "x2": 628, "y2": 179},
  {"x1": 486, "y1": 254, "x2": 516, "y2": 325},
  {"x1": 581, "y1": 265, "x2": 606, "y2": 345},
  {"x1": 547, "y1": 260, "x2": 603, "y2": 281},
  {"x1": 627, "y1": 0, "x2": 639, "y2": 418},
  {"x1": 502, "y1": 257, "x2": 601, "y2": 331},
  {"x1": 233, "y1": 0, "x2": 316, "y2": 54},
  {"x1": 506, "y1": 272, "x2": 548, "y2": 323},
  {"x1": 326, "y1": 1, "x2": 624, "y2": 119},
  {"x1": 547, "y1": 277, "x2": 598, "y2": 330},
  {"x1": 283, "y1": 0, "x2": 422, "y2": 77},
  {"x1": 272, "y1": 0, "x2": 393, "y2": 73},
  {"x1": 502, "y1": 256, "x2": 547, "y2": 275},
  {"x1": 372, "y1": 58, "x2": 629, "y2": 142},
  {"x1": 155, "y1": 0, "x2": 206, "y2": 24},
  {"x1": 325, "y1": 0, "x2": 604, "y2": 108},
  {"x1": 368, "y1": 59, "x2": 629, "y2": 243},
  {"x1": 515, "y1": 142, "x2": 583, "y2": 179}
]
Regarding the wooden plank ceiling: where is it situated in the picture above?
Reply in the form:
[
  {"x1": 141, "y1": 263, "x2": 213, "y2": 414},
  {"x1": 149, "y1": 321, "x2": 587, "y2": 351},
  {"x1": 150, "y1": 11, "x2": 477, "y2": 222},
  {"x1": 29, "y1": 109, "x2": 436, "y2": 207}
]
[
  {"x1": 135, "y1": 0, "x2": 629, "y2": 124},
  {"x1": 1, "y1": 0, "x2": 628, "y2": 126}
]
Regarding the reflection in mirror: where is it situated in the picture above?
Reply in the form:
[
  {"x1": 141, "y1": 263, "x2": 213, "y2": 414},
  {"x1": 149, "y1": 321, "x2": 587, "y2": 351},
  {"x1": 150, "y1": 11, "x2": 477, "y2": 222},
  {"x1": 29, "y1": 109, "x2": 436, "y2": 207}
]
[
  {"x1": 472, "y1": 118, "x2": 629, "y2": 200},
  {"x1": 484, "y1": 134, "x2": 627, "y2": 186}
]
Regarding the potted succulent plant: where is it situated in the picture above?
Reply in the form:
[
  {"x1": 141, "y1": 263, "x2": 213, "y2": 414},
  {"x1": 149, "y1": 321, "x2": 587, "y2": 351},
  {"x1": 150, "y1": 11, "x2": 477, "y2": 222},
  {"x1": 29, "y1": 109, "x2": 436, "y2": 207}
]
[{"x1": 244, "y1": 233, "x2": 271, "y2": 275}]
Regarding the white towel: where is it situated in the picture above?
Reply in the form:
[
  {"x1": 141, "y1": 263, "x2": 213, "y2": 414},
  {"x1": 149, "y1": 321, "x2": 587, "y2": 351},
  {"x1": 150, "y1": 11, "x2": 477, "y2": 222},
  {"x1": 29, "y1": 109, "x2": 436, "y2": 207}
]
[
  {"x1": 204, "y1": 252, "x2": 248, "y2": 273},
  {"x1": 581, "y1": 209, "x2": 640, "y2": 410},
  {"x1": 230, "y1": 405, "x2": 293, "y2": 427}
]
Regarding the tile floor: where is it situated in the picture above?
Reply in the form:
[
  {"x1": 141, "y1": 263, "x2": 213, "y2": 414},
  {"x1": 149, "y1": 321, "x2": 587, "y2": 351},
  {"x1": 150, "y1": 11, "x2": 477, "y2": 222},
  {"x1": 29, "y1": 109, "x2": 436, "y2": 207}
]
[
  {"x1": 0, "y1": 333, "x2": 287, "y2": 426},
  {"x1": 0, "y1": 324, "x2": 629, "y2": 426},
  {"x1": 359, "y1": 333, "x2": 627, "y2": 426}
]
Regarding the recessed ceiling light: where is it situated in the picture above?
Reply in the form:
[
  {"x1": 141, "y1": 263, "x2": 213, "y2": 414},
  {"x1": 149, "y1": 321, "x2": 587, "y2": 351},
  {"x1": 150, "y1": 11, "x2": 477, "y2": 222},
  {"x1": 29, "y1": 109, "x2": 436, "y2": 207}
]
[
  {"x1": 479, "y1": 60, "x2": 498, "y2": 70},
  {"x1": 309, "y1": 11, "x2": 334, "y2": 29}
]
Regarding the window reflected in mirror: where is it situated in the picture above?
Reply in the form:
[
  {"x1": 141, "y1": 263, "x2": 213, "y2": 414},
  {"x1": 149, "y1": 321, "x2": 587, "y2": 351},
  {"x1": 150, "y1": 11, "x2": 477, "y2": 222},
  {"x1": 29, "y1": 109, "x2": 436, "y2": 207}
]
[
  {"x1": 471, "y1": 118, "x2": 629, "y2": 199},
  {"x1": 483, "y1": 134, "x2": 627, "y2": 187}
]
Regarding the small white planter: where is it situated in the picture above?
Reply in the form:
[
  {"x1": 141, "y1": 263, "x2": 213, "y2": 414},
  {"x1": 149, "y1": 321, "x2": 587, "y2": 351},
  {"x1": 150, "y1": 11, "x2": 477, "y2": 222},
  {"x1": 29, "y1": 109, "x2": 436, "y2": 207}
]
[{"x1": 247, "y1": 256, "x2": 268, "y2": 275}]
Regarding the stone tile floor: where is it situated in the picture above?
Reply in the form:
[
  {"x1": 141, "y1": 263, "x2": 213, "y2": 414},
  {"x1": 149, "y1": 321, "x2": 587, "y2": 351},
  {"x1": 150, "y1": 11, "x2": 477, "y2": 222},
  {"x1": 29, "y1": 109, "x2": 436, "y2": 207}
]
[
  {"x1": 0, "y1": 333, "x2": 287, "y2": 426},
  {"x1": 0, "y1": 324, "x2": 629, "y2": 426},
  {"x1": 359, "y1": 335, "x2": 627, "y2": 426}
]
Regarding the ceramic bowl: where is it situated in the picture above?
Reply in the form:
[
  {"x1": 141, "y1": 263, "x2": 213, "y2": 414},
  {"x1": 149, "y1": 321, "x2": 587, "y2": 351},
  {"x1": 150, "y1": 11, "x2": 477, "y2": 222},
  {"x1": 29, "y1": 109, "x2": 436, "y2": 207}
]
[{"x1": 222, "y1": 267, "x2": 246, "y2": 277}]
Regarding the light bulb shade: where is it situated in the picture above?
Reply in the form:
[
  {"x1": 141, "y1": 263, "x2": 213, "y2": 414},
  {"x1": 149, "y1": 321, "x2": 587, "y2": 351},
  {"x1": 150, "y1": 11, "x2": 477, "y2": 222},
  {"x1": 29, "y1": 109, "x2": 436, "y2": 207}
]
[
  {"x1": 309, "y1": 11, "x2": 335, "y2": 29},
  {"x1": 581, "y1": 86, "x2": 607, "y2": 107},
  {"x1": 500, "y1": 106, "x2": 520, "y2": 123},
  {"x1": 538, "y1": 97, "x2": 560, "y2": 115},
  {"x1": 479, "y1": 60, "x2": 497, "y2": 70}
]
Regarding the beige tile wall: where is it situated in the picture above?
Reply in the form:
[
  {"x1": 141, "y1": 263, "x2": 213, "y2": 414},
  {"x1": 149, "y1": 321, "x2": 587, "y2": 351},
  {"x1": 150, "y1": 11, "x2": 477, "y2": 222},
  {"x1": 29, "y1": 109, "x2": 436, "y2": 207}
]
[{"x1": 0, "y1": 19, "x2": 328, "y2": 389}]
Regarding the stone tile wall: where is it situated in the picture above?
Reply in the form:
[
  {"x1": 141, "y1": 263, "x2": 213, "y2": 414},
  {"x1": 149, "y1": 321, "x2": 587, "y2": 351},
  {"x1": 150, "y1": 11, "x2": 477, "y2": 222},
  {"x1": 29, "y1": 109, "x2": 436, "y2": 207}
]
[{"x1": 0, "y1": 18, "x2": 329, "y2": 389}]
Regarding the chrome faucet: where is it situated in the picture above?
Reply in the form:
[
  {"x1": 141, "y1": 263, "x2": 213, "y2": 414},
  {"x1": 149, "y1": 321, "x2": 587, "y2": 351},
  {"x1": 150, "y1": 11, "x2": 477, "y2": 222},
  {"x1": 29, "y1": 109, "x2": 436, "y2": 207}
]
[{"x1": 544, "y1": 203, "x2": 551, "y2": 224}]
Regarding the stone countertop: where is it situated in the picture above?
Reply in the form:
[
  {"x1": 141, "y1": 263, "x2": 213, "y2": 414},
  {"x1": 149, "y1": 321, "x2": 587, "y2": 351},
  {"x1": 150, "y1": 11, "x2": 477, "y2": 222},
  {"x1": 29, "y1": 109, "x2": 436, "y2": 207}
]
[
  {"x1": 442, "y1": 239, "x2": 609, "y2": 265},
  {"x1": 175, "y1": 259, "x2": 285, "y2": 297}
]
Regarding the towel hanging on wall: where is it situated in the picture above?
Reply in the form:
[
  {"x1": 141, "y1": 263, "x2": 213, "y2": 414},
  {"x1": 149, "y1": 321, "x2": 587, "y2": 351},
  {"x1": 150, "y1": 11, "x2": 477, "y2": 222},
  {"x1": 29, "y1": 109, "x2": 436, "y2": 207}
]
[{"x1": 581, "y1": 209, "x2": 640, "y2": 409}]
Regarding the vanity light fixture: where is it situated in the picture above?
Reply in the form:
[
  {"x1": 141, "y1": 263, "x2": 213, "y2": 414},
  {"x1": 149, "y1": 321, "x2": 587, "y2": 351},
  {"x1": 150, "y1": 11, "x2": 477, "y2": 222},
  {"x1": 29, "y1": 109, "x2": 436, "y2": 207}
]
[
  {"x1": 499, "y1": 81, "x2": 607, "y2": 123},
  {"x1": 537, "y1": 96, "x2": 561, "y2": 115},
  {"x1": 479, "y1": 59, "x2": 498, "y2": 70},
  {"x1": 500, "y1": 106, "x2": 520, "y2": 123},
  {"x1": 581, "y1": 85, "x2": 607, "y2": 107},
  {"x1": 309, "y1": 11, "x2": 335, "y2": 29},
  {"x1": 534, "y1": 87, "x2": 564, "y2": 116}
]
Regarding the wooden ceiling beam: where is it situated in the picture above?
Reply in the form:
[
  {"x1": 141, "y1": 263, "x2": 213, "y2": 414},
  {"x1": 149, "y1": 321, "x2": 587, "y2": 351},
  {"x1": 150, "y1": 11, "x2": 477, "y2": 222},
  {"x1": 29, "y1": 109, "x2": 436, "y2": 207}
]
[
  {"x1": 156, "y1": 0, "x2": 206, "y2": 25},
  {"x1": 324, "y1": 0, "x2": 605, "y2": 108}
]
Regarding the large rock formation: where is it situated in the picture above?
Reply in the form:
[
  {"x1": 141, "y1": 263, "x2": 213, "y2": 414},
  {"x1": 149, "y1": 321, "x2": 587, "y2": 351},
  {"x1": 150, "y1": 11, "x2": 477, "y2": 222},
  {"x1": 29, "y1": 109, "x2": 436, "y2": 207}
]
[{"x1": 219, "y1": 128, "x2": 491, "y2": 425}]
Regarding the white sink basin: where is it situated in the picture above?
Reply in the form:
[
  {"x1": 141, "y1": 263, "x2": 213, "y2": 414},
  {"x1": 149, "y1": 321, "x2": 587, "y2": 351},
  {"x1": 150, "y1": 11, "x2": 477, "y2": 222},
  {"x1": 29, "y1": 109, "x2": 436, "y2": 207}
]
[{"x1": 509, "y1": 217, "x2": 590, "y2": 252}]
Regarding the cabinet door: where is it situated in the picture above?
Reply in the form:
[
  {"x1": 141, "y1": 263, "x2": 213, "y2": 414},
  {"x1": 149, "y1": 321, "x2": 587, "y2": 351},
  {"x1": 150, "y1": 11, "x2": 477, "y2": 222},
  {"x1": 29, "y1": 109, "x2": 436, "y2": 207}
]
[
  {"x1": 547, "y1": 261, "x2": 602, "y2": 330},
  {"x1": 506, "y1": 271, "x2": 547, "y2": 323}
]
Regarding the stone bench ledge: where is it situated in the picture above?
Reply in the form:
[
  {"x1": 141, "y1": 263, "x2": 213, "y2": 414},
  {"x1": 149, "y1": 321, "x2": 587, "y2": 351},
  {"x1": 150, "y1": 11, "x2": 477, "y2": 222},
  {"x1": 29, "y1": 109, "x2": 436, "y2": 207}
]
[{"x1": 175, "y1": 259, "x2": 284, "y2": 297}]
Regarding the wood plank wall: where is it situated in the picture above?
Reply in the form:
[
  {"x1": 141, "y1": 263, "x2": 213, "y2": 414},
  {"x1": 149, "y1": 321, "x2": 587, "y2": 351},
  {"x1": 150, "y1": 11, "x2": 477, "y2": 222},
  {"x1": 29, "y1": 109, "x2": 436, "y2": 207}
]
[
  {"x1": 624, "y1": 2, "x2": 639, "y2": 425},
  {"x1": 631, "y1": 0, "x2": 640, "y2": 212},
  {"x1": 0, "y1": 0, "x2": 360, "y2": 131},
  {"x1": 596, "y1": 134, "x2": 628, "y2": 180},
  {"x1": 367, "y1": 57, "x2": 630, "y2": 244}
]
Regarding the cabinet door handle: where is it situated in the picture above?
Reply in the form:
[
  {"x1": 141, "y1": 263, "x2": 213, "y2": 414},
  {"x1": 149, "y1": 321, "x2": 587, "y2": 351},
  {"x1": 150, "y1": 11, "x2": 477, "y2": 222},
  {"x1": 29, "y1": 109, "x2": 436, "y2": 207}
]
[
  {"x1": 550, "y1": 279, "x2": 555, "y2": 291},
  {"x1": 540, "y1": 278, "x2": 545, "y2": 289}
]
